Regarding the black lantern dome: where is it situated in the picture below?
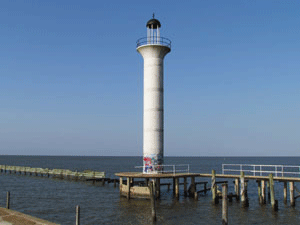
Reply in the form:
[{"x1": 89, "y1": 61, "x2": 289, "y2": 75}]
[{"x1": 146, "y1": 18, "x2": 161, "y2": 29}]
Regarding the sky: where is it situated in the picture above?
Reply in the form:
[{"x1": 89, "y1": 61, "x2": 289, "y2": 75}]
[{"x1": 1, "y1": 0, "x2": 300, "y2": 156}]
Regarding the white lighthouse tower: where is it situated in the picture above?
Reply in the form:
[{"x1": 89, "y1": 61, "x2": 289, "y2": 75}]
[{"x1": 137, "y1": 16, "x2": 171, "y2": 174}]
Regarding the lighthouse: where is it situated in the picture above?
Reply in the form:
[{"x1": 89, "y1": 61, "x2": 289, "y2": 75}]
[{"x1": 137, "y1": 16, "x2": 171, "y2": 174}]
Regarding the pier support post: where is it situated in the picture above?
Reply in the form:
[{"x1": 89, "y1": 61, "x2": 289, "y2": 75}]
[
  {"x1": 184, "y1": 177, "x2": 187, "y2": 197},
  {"x1": 289, "y1": 181, "x2": 295, "y2": 207},
  {"x1": 283, "y1": 182, "x2": 287, "y2": 204},
  {"x1": 269, "y1": 174, "x2": 278, "y2": 211},
  {"x1": 175, "y1": 177, "x2": 179, "y2": 199},
  {"x1": 156, "y1": 178, "x2": 160, "y2": 199},
  {"x1": 120, "y1": 178, "x2": 124, "y2": 196},
  {"x1": 261, "y1": 180, "x2": 266, "y2": 204},
  {"x1": 76, "y1": 205, "x2": 80, "y2": 225},
  {"x1": 6, "y1": 191, "x2": 10, "y2": 209},
  {"x1": 222, "y1": 183, "x2": 228, "y2": 225},
  {"x1": 149, "y1": 181, "x2": 156, "y2": 222},
  {"x1": 257, "y1": 180, "x2": 262, "y2": 204},
  {"x1": 211, "y1": 170, "x2": 218, "y2": 204},
  {"x1": 267, "y1": 180, "x2": 270, "y2": 202},
  {"x1": 173, "y1": 178, "x2": 176, "y2": 195},
  {"x1": 127, "y1": 177, "x2": 131, "y2": 200},
  {"x1": 240, "y1": 172, "x2": 248, "y2": 207},
  {"x1": 191, "y1": 176, "x2": 196, "y2": 198},
  {"x1": 234, "y1": 178, "x2": 239, "y2": 201}
]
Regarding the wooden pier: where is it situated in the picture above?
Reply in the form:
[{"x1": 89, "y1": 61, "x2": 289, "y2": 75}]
[{"x1": 115, "y1": 171, "x2": 300, "y2": 209}]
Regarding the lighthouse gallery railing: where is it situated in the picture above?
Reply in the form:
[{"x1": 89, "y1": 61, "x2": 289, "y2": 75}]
[{"x1": 136, "y1": 36, "x2": 171, "y2": 48}]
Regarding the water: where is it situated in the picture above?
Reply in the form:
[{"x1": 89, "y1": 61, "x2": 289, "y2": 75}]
[{"x1": 0, "y1": 156, "x2": 299, "y2": 224}]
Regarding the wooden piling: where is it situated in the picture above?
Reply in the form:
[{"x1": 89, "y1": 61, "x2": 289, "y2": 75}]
[
  {"x1": 119, "y1": 177, "x2": 123, "y2": 192},
  {"x1": 191, "y1": 176, "x2": 196, "y2": 198},
  {"x1": 212, "y1": 170, "x2": 218, "y2": 204},
  {"x1": 156, "y1": 178, "x2": 160, "y2": 199},
  {"x1": 240, "y1": 172, "x2": 248, "y2": 207},
  {"x1": 76, "y1": 205, "x2": 80, "y2": 225},
  {"x1": 267, "y1": 180, "x2": 270, "y2": 201},
  {"x1": 289, "y1": 181, "x2": 295, "y2": 206},
  {"x1": 114, "y1": 179, "x2": 117, "y2": 188},
  {"x1": 127, "y1": 177, "x2": 131, "y2": 200},
  {"x1": 222, "y1": 184, "x2": 228, "y2": 225},
  {"x1": 240, "y1": 172, "x2": 245, "y2": 202},
  {"x1": 283, "y1": 182, "x2": 287, "y2": 203},
  {"x1": 245, "y1": 180, "x2": 248, "y2": 198},
  {"x1": 6, "y1": 191, "x2": 10, "y2": 209},
  {"x1": 234, "y1": 178, "x2": 239, "y2": 201},
  {"x1": 149, "y1": 181, "x2": 156, "y2": 222},
  {"x1": 257, "y1": 180, "x2": 262, "y2": 204},
  {"x1": 175, "y1": 177, "x2": 179, "y2": 198},
  {"x1": 173, "y1": 178, "x2": 176, "y2": 195},
  {"x1": 184, "y1": 177, "x2": 187, "y2": 197},
  {"x1": 261, "y1": 180, "x2": 266, "y2": 204},
  {"x1": 269, "y1": 174, "x2": 278, "y2": 210}
]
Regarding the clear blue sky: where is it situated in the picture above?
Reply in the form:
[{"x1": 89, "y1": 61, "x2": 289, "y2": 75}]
[{"x1": 1, "y1": 0, "x2": 299, "y2": 156}]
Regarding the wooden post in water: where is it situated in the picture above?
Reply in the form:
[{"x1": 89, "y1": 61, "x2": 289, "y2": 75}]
[
  {"x1": 119, "y1": 177, "x2": 123, "y2": 196},
  {"x1": 240, "y1": 171, "x2": 248, "y2": 207},
  {"x1": 184, "y1": 177, "x2": 187, "y2": 197},
  {"x1": 211, "y1": 170, "x2": 218, "y2": 204},
  {"x1": 191, "y1": 176, "x2": 196, "y2": 198},
  {"x1": 267, "y1": 180, "x2": 270, "y2": 201},
  {"x1": 175, "y1": 177, "x2": 179, "y2": 199},
  {"x1": 149, "y1": 181, "x2": 156, "y2": 222},
  {"x1": 76, "y1": 205, "x2": 80, "y2": 225},
  {"x1": 127, "y1": 177, "x2": 131, "y2": 200},
  {"x1": 283, "y1": 182, "x2": 287, "y2": 204},
  {"x1": 114, "y1": 179, "x2": 117, "y2": 188},
  {"x1": 261, "y1": 180, "x2": 266, "y2": 204},
  {"x1": 156, "y1": 178, "x2": 160, "y2": 199},
  {"x1": 173, "y1": 178, "x2": 176, "y2": 196},
  {"x1": 6, "y1": 191, "x2": 10, "y2": 209},
  {"x1": 269, "y1": 174, "x2": 278, "y2": 211},
  {"x1": 222, "y1": 183, "x2": 228, "y2": 225},
  {"x1": 234, "y1": 178, "x2": 239, "y2": 201},
  {"x1": 257, "y1": 180, "x2": 262, "y2": 204},
  {"x1": 245, "y1": 180, "x2": 248, "y2": 199},
  {"x1": 289, "y1": 181, "x2": 295, "y2": 206}
]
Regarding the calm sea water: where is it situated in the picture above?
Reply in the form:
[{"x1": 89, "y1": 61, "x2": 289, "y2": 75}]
[{"x1": 0, "y1": 156, "x2": 299, "y2": 224}]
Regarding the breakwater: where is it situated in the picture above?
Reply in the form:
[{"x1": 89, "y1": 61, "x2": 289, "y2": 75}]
[{"x1": 0, "y1": 165, "x2": 105, "y2": 181}]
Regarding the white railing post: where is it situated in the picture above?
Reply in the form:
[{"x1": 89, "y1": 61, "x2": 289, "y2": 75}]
[
  {"x1": 222, "y1": 164, "x2": 224, "y2": 174},
  {"x1": 188, "y1": 164, "x2": 190, "y2": 173},
  {"x1": 260, "y1": 165, "x2": 262, "y2": 176},
  {"x1": 253, "y1": 165, "x2": 255, "y2": 176},
  {"x1": 173, "y1": 165, "x2": 175, "y2": 175}
]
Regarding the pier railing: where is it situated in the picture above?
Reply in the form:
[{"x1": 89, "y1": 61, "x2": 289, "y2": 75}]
[
  {"x1": 135, "y1": 164, "x2": 190, "y2": 175},
  {"x1": 222, "y1": 164, "x2": 300, "y2": 177}
]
